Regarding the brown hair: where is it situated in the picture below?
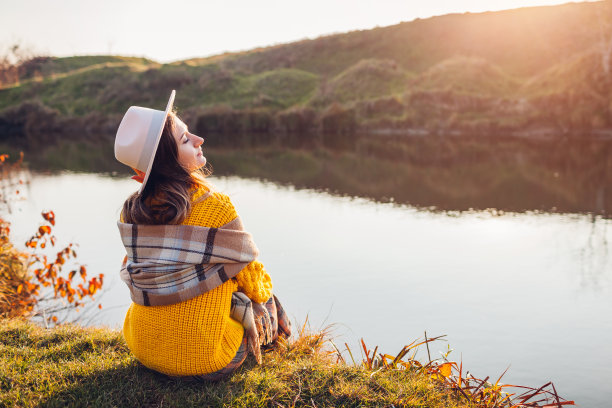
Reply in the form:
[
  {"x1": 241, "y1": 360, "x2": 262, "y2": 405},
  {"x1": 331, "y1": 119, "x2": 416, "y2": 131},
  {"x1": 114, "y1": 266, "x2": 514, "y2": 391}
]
[{"x1": 121, "y1": 112, "x2": 210, "y2": 225}]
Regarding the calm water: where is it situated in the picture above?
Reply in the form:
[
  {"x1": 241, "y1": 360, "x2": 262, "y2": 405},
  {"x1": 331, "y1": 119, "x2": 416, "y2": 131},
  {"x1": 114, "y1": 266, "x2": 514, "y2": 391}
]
[{"x1": 7, "y1": 172, "x2": 612, "y2": 407}]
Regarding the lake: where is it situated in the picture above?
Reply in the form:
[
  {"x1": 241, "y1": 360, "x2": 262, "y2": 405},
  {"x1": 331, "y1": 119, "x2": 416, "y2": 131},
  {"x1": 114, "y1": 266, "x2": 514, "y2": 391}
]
[{"x1": 6, "y1": 172, "x2": 612, "y2": 407}]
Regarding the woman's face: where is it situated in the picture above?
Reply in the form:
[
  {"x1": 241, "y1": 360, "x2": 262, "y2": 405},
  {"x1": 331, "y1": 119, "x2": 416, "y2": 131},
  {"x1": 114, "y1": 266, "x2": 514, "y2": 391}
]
[{"x1": 172, "y1": 117, "x2": 206, "y2": 172}]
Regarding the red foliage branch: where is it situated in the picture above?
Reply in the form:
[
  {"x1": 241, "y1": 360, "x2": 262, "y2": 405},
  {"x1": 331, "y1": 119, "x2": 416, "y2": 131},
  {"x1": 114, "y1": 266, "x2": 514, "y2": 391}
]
[{"x1": 20, "y1": 210, "x2": 104, "y2": 323}]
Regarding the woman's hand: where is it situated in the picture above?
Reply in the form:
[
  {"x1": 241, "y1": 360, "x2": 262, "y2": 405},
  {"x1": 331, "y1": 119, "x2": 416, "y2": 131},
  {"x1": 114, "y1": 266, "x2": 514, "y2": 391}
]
[{"x1": 252, "y1": 302, "x2": 273, "y2": 345}]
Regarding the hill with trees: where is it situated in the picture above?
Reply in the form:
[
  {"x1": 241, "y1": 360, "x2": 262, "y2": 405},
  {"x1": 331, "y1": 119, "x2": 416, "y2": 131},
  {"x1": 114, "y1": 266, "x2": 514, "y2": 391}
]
[{"x1": 1, "y1": 1, "x2": 612, "y2": 152}]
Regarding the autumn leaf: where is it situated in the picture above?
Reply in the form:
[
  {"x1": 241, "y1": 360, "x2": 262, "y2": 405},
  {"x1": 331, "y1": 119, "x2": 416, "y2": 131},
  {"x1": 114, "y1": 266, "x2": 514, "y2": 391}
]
[
  {"x1": 79, "y1": 266, "x2": 87, "y2": 279},
  {"x1": 439, "y1": 362, "x2": 453, "y2": 378},
  {"x1": 42, "y1": 211, "x2": 56, "y2": 226},
  {"x1": 38, "y1": 225, "x2": 51, "y2": 235}
]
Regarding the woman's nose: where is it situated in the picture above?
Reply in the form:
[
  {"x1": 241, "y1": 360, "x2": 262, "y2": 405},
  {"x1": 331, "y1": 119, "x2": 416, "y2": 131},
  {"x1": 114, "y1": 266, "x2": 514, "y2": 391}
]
[{"x1": 193, "y1": 135, "x2": 204, "y2": 147}]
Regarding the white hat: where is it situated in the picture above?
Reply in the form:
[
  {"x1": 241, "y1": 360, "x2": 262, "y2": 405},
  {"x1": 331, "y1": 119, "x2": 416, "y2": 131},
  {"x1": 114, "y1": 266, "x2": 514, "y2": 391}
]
[{"x1": 114, "y1": 90, "x2": 176, "y2": 193}]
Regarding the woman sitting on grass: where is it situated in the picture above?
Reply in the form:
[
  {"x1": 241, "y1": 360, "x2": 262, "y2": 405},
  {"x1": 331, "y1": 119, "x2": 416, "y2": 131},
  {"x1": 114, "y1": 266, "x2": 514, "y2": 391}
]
[{"x1": 114, "y1": 90, "x2": 291, "y2": 380}]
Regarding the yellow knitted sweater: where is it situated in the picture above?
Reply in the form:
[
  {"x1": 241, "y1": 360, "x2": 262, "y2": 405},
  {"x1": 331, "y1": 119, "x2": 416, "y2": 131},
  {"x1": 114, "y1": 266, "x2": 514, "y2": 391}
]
[{"x1": 122, "y1": 187, "x2": 273, "y2": 376}]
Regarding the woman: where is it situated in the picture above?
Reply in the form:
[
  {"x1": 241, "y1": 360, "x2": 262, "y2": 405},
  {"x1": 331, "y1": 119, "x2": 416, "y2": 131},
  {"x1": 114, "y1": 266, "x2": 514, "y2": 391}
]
[{"x1": 114, "y1": 90, "x2": 291, "y2": 380}]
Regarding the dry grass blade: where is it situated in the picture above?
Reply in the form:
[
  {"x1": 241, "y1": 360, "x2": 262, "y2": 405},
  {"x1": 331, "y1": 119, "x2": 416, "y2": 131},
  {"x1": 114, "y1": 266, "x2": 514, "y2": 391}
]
[
  {"x1": 342, "y1": 335, "x2": 574, "y2": 408},
  {"x1": 361, "y1": 338, "x2": 372, "y2": 369},
  {"x1": 518, "y1": 382, "x2": 552, "y2": 404},
  {"x1": 472, "y1": 375, "x2": 490, "y2": 396},
  {"x1": 329, "y1": 340, "x2": 345, "y2": 364},
  {"x1": 425, "y1": 330, "x2": 431, "y2": 362},
  {"x1": 344, "y1": 342, "x2": 356, "y2": 365}
]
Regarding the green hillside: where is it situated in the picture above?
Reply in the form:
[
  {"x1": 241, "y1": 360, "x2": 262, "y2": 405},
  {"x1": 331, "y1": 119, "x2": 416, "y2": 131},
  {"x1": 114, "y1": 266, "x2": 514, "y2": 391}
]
[
  {"x1": 17, "y1": 55, "x2": 157, "y2": 81},
  {"x1": 1, "y1": 0, "x2": 612, "y2": 144},
  {"x1": 413, "y1": 56, "x2": 520, "y2": 96}
]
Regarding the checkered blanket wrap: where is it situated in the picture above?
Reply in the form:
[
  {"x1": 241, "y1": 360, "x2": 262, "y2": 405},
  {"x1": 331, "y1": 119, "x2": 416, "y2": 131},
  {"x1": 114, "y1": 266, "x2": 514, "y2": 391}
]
[{"x1": 117, "y1": 216, "x2": 259, "y2": 306}]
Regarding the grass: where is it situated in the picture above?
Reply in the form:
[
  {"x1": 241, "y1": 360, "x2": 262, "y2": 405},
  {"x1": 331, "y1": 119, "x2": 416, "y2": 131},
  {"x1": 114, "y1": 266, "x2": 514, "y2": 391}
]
[
  {"x1": 309, "y1": 59, "x2": 412, "y2": 106},
  {"x1": 18, "y1": 56, "x2": 157, "y2": 81},
  {"x1": 0, "y1": 318, "x2": 473, "y2": 408},
  {"x1": 412, "y1": 56, "x2": 520, "y2": 97},
  {"x1": 0, "y1": 318, "x2": 574, "y2": 407}
]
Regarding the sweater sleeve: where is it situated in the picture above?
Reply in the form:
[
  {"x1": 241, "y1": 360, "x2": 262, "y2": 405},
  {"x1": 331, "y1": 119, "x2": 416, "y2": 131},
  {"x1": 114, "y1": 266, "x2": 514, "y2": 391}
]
[{"x1": 235, "y1": 260, "x2": 273, "y2": 304}]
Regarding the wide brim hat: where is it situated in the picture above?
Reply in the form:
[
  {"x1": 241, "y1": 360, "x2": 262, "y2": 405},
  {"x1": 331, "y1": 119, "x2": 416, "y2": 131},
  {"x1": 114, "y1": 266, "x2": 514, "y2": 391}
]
[{"x1": 114, "y1": 90, "x2": 176, "y2": 193}]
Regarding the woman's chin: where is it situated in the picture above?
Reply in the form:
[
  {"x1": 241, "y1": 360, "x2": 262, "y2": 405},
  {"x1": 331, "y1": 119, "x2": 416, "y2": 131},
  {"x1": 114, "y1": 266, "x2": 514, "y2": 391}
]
[{"x1": 194, "y1": 157, "x2": 206, "y2": 171}]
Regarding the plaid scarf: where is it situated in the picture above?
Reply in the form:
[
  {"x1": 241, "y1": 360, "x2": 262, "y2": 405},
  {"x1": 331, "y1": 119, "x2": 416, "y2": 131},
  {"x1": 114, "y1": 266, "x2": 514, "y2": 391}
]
[{"x1": 117, "y1": 216, "x2": 259, "y2": 306}]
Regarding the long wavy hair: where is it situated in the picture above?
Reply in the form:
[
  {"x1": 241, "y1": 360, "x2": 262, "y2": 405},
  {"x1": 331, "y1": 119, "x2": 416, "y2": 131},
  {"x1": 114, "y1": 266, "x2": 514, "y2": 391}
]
[{"x1": 122, "y1": 112, "x2": 210, "y2": 225}]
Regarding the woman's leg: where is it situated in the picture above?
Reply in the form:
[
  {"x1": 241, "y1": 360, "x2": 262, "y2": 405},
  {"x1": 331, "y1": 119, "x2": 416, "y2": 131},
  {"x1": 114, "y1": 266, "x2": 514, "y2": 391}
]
[{"x1": 188, "y1": 335, "x2": 248, "y2": 382}]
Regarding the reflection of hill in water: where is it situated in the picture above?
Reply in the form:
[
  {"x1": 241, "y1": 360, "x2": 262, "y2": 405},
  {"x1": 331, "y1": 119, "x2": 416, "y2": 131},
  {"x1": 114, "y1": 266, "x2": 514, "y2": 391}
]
[
  {"x1": 13, "y1": 135, "x2": 612, "y2": 217},
  {"x1": 208, "y1": 136, "x2": 612, "y2": 217}
]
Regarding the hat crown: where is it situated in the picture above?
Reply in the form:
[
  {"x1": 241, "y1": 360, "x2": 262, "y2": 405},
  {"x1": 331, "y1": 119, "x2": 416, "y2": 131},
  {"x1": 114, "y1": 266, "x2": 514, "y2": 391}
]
[
  {"x1": 115, "y1": 106, "x2": 167, "y2": 172},
  {"x1": 114, "y1": 90, "x2": 175, "y2": 194}
]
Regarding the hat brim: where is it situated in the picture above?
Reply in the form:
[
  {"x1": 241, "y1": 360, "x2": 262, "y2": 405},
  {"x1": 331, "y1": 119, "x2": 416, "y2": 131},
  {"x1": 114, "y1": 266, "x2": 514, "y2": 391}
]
[{"x1": 138, "y1": 90, "x2": 176, "y2": 194}]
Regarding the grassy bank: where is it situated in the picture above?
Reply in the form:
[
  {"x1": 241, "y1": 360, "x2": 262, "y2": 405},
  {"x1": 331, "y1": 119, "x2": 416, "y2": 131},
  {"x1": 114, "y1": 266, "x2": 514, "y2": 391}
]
[{"x1": 0, "y1": 319, "x2": 471, "y2": 408}]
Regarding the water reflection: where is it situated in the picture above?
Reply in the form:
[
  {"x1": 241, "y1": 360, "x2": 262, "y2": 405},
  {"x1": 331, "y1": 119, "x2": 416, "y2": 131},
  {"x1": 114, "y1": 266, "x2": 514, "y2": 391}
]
[
  {"x1": 580, "y1": 217, "x2": 610, "y2": 291},
  {"x1": 21, "y1": 135, "x2": 612, "y2": 217},
  {"x1": 199, "y1": 136, "x2": 612, "y2": 217}
]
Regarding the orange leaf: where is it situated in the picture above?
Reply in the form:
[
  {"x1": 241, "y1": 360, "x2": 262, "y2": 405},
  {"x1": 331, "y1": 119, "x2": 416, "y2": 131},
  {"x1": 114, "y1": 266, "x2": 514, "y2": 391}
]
[
  {"x1": 98, "y1": 304, "x2": 102, "y2": 309},
  {"x1": 439, "y1": 362, "x2": 453, "y2": 378},
  {"x1": 42, "y1": 211, "x2": 56, "y2": 226},
  {"x1": 69, "y1": 270, "x2": 76, "y2": 280},
  {"x1": 79, "y1": 266, "x2": 87, "y2": 279},
  {"x1": 51, "y1": 316, "x2": 58, "y2": 323},
  {"x1": 17, "y1": 284, "x2": 23, "y2": 294},
  {"x1": 38, "y1": 225, "x2": 51, "y2": 235}
]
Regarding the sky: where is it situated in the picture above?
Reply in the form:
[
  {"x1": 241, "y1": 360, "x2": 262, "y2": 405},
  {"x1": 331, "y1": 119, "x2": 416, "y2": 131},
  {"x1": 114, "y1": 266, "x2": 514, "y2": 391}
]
[{"x1": 0, "y1": 0, "x2": 594, "y2": 63}]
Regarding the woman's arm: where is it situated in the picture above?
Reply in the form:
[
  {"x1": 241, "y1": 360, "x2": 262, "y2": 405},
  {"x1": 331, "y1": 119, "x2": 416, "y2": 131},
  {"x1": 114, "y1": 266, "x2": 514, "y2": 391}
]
[{"x1": 235, "y1": 261, "x2": 273, "y2": 304}]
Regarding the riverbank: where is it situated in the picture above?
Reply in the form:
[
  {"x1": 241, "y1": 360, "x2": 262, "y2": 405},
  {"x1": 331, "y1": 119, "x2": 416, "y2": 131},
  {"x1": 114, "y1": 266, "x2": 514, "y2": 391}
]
[{"x1": 0, "y1": 318, "x2": 471, "y2": 408}]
